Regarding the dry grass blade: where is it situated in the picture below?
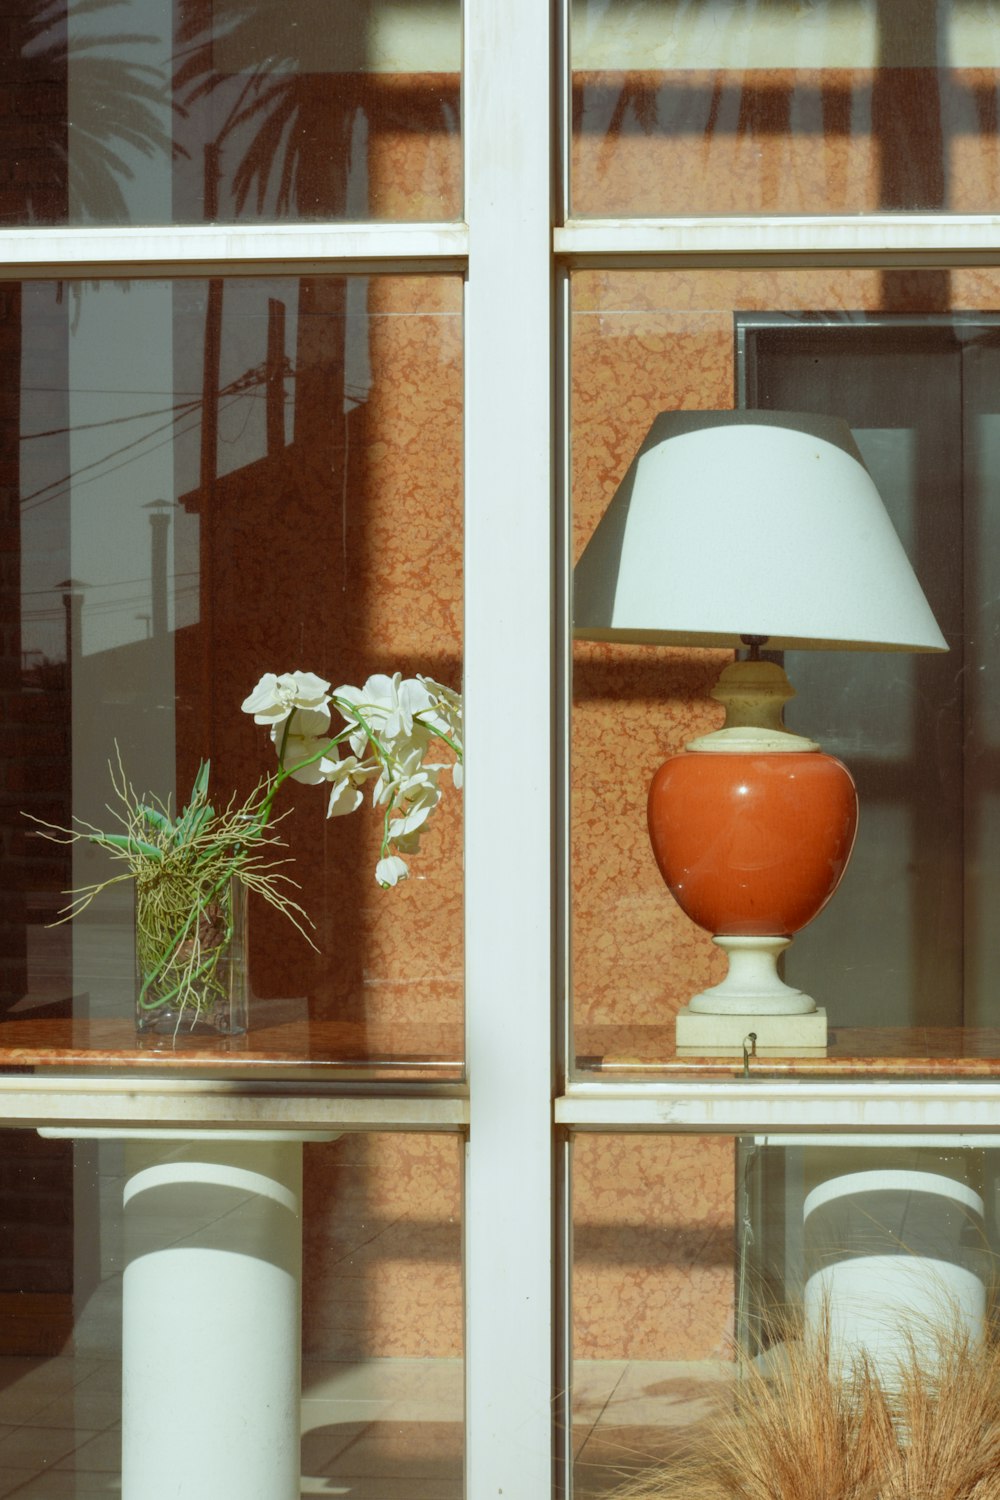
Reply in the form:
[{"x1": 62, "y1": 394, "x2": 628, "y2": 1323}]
[
  {"x1": 879, "y1": 1328, "x2": 1000, "y2": 1500},
  {"x1": 611, "y1": 1319, "x2": 1000, "y2": 1500}
]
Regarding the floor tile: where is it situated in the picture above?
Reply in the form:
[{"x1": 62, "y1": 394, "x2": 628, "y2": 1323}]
[
  {"x1": 597, "y1": 1357, "x2": 730, "y2": 1428},
  {"x1": 300, "y1": 1396, "x2": 394, "y2": 1432},
  {"x1": 574, "y1": 1421, "x2": 696, "y2": 1499},
  {"x1": 0, "y1": 1360, "x2": 92, "y2": 1394},
  {"x1": 0, "y1": 1427, "x2": 97, "y2": 1471},
  {"x1": 313, "y1": 1419, "x2": 463, "y2": 1482},
  {"x1": 68, "y1": 1366, "x2": 121, "y2": 1398},
  {"x1": 0, "y1": 1471, "x2": 34, "y2": 1500},
  {"x1": 0, "y1": 1359, "x2": 100, "y2": 1425},
  {"x1": 571, "y1": 1358, "x2": 629, "y2": 1455},
  {"x1": 0, "y1": 1474, "x2": 120, "y2": 1498},
  {"x1": 22, "y1": 1393, "x2": 120, "y2": 1433},
  {"x1": 301, "y1": 1418, "x2": 376, "y2": 1472},
  {"x1": 52, "y1": 1427, "x2": 121, "y2": 1473},
  {"x1": 572, "y1": 1359, "x2": 629, "y2": 1419},
  {"x1": 0, "y1": 1351, "x2": 734, "y2": 1498},
  {"x1": 302, "y1": 1358, "x2": 462, "y2": 1409}
]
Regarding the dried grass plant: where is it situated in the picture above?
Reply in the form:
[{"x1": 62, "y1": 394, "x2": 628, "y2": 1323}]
[{"x1": 611, "y1": 1318, "x2": 1000, "y2": 1500}]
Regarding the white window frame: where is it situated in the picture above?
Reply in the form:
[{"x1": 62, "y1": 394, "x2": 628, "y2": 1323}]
[{"x1": 7, "y1": 3, "x2": 1000, "y2": 1497}]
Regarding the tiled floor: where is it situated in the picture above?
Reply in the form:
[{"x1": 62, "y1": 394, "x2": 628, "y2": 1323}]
[
  {"x1": 0, "y1": 1354, "x2": 725, "y2": 1497},
  {"x1": 0, "y1": 1355, "x2": 467, "y2": 1499},
  {"x1": 572, "y1": 1359, "x2": 728, "y2": 1498}
]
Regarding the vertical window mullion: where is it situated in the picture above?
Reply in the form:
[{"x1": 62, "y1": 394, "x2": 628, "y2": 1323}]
[{"x1": 463, "y1": 0, "x2": 557, "y2": 1496}]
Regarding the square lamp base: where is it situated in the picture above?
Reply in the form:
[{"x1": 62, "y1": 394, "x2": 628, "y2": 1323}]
[{"x1": 675, "y1": 1005, "x2": 828, "y2": 1054}]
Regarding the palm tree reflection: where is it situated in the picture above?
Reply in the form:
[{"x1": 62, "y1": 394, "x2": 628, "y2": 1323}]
[
  {"x1": 15, "y1": 0, "x2": 174, "y2": 224},
  {"x1": 173, "y1": 0, "x2": 459, "y2": 221}
]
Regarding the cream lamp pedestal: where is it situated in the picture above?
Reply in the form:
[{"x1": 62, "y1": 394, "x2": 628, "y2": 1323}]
[
  {"x1": 676, "y1": 1008, "x2": 827, "y2": 1052},
  {"x1": 675, "y1": 935, "x2": 829, "y2": 1050},
  {"x1": 40, "y1": 1126, "x2": 337, "y2": 1500},
  {"x1": 647, "y1": 664, "x2": 854, "y2": 1054}
]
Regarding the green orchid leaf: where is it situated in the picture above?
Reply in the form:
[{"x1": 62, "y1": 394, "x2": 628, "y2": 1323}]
[
  {"x1": 88, "y1": 832, "x2": 163, "y2": 860},
  {"x1": 173, "y1": 762, "x2": 214, "y2": 844},
  {"x1": 190, "y1": 760, "x2": 211, "y2": 802},
  {"x1": 140, "y1": 805, "x2": 174, "y2": 835}
]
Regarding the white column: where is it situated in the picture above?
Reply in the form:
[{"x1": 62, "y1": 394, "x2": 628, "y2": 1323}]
[
  {"x1": 121, "y1": 1134, "x2": 307, "y2": 1500},
  {"x1": 43, "y1": 1125, "x2": 334, "y2": 1500},
  {"x1": 803, "y1": 1155, "x2": 988, "y2": 1383}
]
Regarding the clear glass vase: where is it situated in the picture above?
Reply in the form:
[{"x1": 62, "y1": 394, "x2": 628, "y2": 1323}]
[{"x1": 134, "y1": 874, "x2": 248, "y2": 1037}]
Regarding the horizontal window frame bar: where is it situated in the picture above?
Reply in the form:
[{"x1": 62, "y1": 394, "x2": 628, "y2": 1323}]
[
  {"x1": 556, "y1": 214, "x2": 1000, "y2": 267},
  {"x1": 7, "y1": 216, "x2": 1000, "y2": 276},
  {"x1": 558, "y1": 1080, "x2": 1000, "y2": 1133},
  {"x1": 0, "y1": 222, "x2": 469, "y2": 278},
  {"x1": 0, "y1": 1075, "x2": 469, "y2": 1131}
]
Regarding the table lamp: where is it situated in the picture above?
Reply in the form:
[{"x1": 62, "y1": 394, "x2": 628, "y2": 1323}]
[{"x1": 573, "y1": 410, "x2": 947, "y2": 1050}]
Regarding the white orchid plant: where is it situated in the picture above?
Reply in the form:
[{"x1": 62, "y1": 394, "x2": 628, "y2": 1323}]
[
  {"x1": 240, "y1": 668, "x2": 463, "y2": 888},
  {"x1": 31, "y1": 670, "x2": 462, "y2": 1030}
]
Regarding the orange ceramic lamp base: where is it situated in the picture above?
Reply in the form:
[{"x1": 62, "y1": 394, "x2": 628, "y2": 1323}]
[{"x1": 648, "y1": 746, "x2": 858, "y2": 1015}]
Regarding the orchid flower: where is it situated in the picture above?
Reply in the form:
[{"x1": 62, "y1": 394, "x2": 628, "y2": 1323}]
[
  {"x1": 374, "y1": 854, "x2": 409, "y2": 888},
  {"x1": 334, "y1": 673, "x2": 436, "y2": 756},
  {"x1": 242, "y1": 666, "x2": 462, "y2": 887},
  {"x1": 241, "y1": 671, "x2": 331, "y2": 726}
]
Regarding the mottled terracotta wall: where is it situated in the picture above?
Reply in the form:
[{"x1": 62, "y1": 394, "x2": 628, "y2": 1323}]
[
  {"x1": 303, "y1": 1135, "x2": 463, "y2": 1360},
  {"x1": 175, "y1": 272, "x2": 463, "y2": 1033},
  {"x1": 570, "y1": 263, "x2": 978, "y2": 1038},
  {"x1": 212, "y1": 275, "x2": 464, "y2": 1358},
  {"x1": 324, "y1": 273, "x2": 464, "y2": 1030},
  {"x1": 573, "y1": 70, "x2": 1000, "y2": 215},
  {"x1": 573, "y1": 1136, "x2": 735, "y2": 1362},
  {"x1": 170, "y1": 34, "x2": 461, "y2": 224},
  {"x1": 571, "y1": 282, "x2": 735, "y2": 1027},
  {"x1": 570, "y1": 273, "x2": 736, "y2": 1361}
]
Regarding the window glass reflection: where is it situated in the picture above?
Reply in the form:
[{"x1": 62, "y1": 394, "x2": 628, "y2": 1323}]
[
  {"x1": 571, "y1": 268, "x2": 1000, "y2": 1056},
  {"x1": 0, "y1": 1130, "x2": 464, "y2": 1493},
  {"x1": 3, "y1": 274, "x2": 463, "y2": 1064},
  {"x1": 571, "y1": 0, "x2": 1000, "y2": 215},
  {"x1": 572, "y1": 1134, "x2": 1000, "y2": 1499},
  {"x1": 2, "y1": 0, "x2": 461, "y2": 226}
]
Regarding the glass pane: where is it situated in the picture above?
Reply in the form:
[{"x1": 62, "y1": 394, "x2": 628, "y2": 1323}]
[
  {"x1": 571, "y1": 0, "x2": 1000, "y2": 216},
  {"x1": 2, "y1": 0, "x2": 461, "y2": 226},
  {"x1": 0, "y1": 1129, "x2": 464, "y2": 1495},
  {"x1": 571, "y1": 267, "x2": 1000, "y2": 1066},
  {"x1": 572, "y1": 1132, "x2": 1000, "y2": 1499},
  {"x1": 572, "y1": 1134, "x2": 736, "y2": 1498},
  {"x1": 3, "y1": 273, "x2": 463, "y2": 1069}
]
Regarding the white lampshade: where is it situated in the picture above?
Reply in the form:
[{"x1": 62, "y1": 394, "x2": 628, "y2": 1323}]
[{"x1": 573, "y1": 410, "x2": 947, "y2": 653}]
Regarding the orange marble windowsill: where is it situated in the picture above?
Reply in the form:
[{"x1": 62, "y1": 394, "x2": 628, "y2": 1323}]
[
  {"x1": 0, "y1": 1017, "x2": 999, "y2": 1082},
  {"x1": 575, "y1": 1025, "x2": 1000, "y2": 1079},
  {"x1": 0, "y1": 1017, "x2": 464, "y2": 1080}
]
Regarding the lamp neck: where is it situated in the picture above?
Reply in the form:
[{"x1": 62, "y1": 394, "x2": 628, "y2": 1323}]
[{"x1": 686, "y1": 659, "x2": 820, "y2": 753}]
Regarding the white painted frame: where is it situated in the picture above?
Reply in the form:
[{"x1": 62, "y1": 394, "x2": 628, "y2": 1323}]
[
  {"x1": 463, "y1": 0, "x2": 558, "y2": 1490},
  {"x1": 557, "y1": 214, "x2": 1000, "y2": 263},
  {"x1": 559, "y1": 1081, "x2": 1000, "y2": 1134},
  {"x1": 8, "y1": 4, "x2": 1000, "y2": 1497}
]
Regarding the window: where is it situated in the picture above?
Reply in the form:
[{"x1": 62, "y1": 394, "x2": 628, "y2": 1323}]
[{"x1": 4, "y1": 3, "x2": 1000, "y2": 1498}]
